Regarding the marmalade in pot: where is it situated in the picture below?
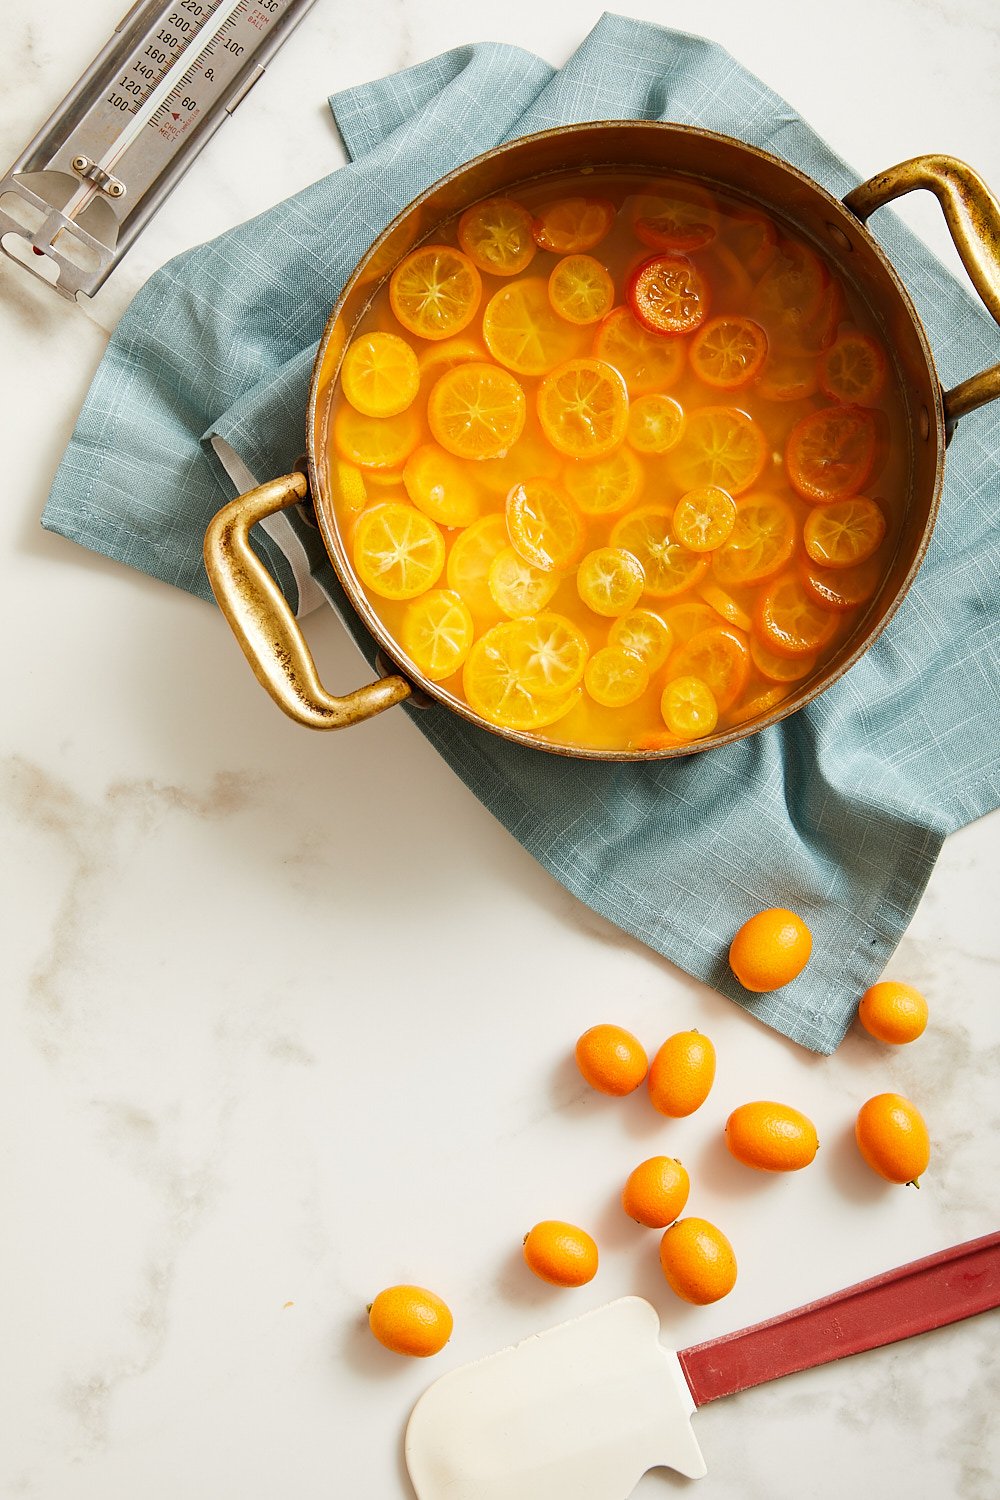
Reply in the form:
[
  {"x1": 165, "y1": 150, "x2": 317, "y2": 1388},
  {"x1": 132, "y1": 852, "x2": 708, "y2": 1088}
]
[{"x1": 327, "y1": 171, "x2": 907, "y2": 752}]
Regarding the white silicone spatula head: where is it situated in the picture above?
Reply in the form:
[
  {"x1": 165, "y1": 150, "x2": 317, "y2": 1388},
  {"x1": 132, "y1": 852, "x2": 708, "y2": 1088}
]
[{"x1": 405, "y1": 1298, "x2": 706, "y2": 1500}]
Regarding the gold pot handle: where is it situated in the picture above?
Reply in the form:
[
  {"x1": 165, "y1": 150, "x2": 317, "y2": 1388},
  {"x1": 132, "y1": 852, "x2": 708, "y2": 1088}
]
[
  {"x1": 843, "y1": 155, "x2": 1000, "y2": 425},
  {"x1": 203, "y1": 471, "x2": 412, "y2": 730}
]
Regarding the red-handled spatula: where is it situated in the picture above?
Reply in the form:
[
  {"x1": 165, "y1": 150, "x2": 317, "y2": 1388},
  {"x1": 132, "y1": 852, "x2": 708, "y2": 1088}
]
[{"x1": 405, "y1": 1230, "x2": 1000, "y2": 1498}]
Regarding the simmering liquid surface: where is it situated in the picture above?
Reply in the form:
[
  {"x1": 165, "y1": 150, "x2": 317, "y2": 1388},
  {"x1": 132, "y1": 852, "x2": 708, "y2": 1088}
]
[{"x1": 326, "y1": 171, "x2": 907, "y2": 752}]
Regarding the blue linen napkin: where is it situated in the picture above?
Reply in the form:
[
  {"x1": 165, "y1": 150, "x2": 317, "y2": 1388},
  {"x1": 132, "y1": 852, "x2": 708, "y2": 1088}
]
[{"x1": 42, "y1": 13, "x2": 1000, "y2": 1052}]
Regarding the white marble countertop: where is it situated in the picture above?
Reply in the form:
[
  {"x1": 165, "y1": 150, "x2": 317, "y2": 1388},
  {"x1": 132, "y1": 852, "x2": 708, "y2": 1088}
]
[{"x1": 2, "y1": 2, "x2": 998, "y2": 1497}]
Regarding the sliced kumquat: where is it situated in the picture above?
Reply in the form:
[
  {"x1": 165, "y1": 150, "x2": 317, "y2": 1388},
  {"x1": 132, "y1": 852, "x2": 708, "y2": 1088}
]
[
  {"x1": 548, "y1": 255, "x2": 615, "y2": 325},
  {"x1": 463, "y1": 622, "x2": 581, "y2": 731},
  {"x1": 820, "y1": 331, "x2": 889, "y2": 406},
  {"x1": 628, "y1": 254, "x2": 708, "y2": 336},
  {"x1": 786, "y1": 403, "x2": 877, "y2": 502},
  {"x1": 458, "y1": 197, "x2": 537, "y2": 276},
  {"x1": 661, "y1": 601, "x2": 718, "y2": 644},
  {"x1": 725, "y1": 684, "x2": 788, "y2": 725},
  {"x1": 690, "y1": 316, "x2": 767, "y2": 390},
  {"x1": 483, "y1": 277, "x2": 585, "y2": 376},
  {"x1": 506, "y1": 478, "x2": 585, "y2": 572},
  {"x1": 352, "y1": 503, "x2": 445, "y2": 600},
  {"x1": 750, "y1": 238, "x2": 828, "y2": 346},
  {"x1": 630, "y1": 186, "x2": 717, "y2": 252},
  {"x1": 390, "y1": 244, "x2": 482, "y2": 340},
  {"x1": 803, "y1": 496, "x2": 886, "y2": 568},
  {"x1": 400, "y1": 589, "x2": 474, "y2": 680},
  {"x1": 609, "y1": 609, "x2": 673, "y2": 670},
  {"x1": 756, "y1": 573, "x2": 840, "y2": 656},
  {"x1": 670, "y1": 625, "x2": 751, "y2": 711},
  {"x1": 750, "y1": 635, "x2": 819, "y2": 683},
  {"x1": 698, "y1": 582, "x2": 752, "y2": 632},
  {"x1": 661, "y1": 675, "x2": 719, "y2": 739},
  {"x1": 671, "y1": 406, "x2": 768, "y2": 496},
  {"x1": 592, "y1": 306, "x2": 685, "y2": 395},
  {"x1": 800, "y1": 553, "x2": 885, "y2": 612},
  {"x1": 611, "y1": 506, "x2": 709, "y2": 599},
  {"x1": 334, "y1": 403, "x2": 421, "y2": 471},
  {"x1": 509, "y1": 613, "x2": 590, "y2": 696},
  {"x1": 627, "y1": 394, "x2": 685, "y2": 454},
  {"x1": 428, "y1": 362, "x2": 527, "y2": 460},
  {"x1": 711, "y1": 494, "x2": 797, "y2": 586},
  {"x1": 417, "y1": 335, "x2": 488, "y2": 385},
  {"x1": 341, "y1": 331, "x2": 420, "y2": 417},
  {"x1": 728, "y1": 206, "x2": 778, "y2": 277},
  {"x1": 533, "y1": 197, "x2": 617, "y2": 253},
  {"x1": 537, "y1": 358, "x2": 630, "y2": 459},
  {"x1": 477, "y1": 421, "x2": 562, "y2": 495},
  {"x1": 332, "y1": 460, "x2": 368, "y2": 516},
  {"x1": 576, "y1": 547, "x2": 645, "y2": 617},
  {"x1": 673, "y1": 486, "x2": 737, "y2": 553},
  {"x1": 796, "y1": 276, "x2": 845, "y2": 356},
  {"x1": 585, "y1": 646, "x2": 650, "y2": 707},
  {"x1": 488, "y1": 546, "x2": 559, "y2": 617},
  {"x1": 403, "y1": 443, "x2": 481, "y2": 528},
  {"x1": 365, "y1": 465, "x2": 407, "y2": 488},
  {"x1": 758, "y1": 352, "x2": 819, "y2": 403},
  {"x1": 564, "y1": 446, "x2": 644, "y2": 516},
  {"x1": 446, "y1": 513, "x2": 509, "y2": 619}
]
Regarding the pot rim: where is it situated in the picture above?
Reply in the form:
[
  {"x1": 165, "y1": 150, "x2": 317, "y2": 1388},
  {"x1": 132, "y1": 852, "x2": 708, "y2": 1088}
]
[{"x1": 305, "y1": 119, "x2": 946, "y2": 761}]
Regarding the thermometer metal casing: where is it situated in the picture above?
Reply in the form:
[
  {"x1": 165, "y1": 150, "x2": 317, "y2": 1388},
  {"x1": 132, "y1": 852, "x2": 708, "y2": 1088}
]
[{"x1": 0, "y1": 0, "x2": 317, "y2": 299}]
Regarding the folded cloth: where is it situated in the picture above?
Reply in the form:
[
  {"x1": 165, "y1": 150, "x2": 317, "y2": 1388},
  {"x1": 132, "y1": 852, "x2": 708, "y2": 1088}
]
[{"x1": 43, "y1": 13, "x2": 1000, "y2": 1052}]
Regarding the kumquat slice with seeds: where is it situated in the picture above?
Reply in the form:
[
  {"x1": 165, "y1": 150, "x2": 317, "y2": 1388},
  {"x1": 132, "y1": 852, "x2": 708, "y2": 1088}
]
[
  {"x1": 711, "y1": 494, "x2": 797, "y2": 587},
  {"x1": 661, "y1": 676, "x2": 719, "y2": 740},
  {"x1": 803, "y1": 496, "x2": 886, "y2": 568},
  {"x1": 548, "y1": 255, "x2": 615, "y2": 326},
  {"x1": 532, "y1": 197, "x2": 617, "y2": 253},
  {"x1": 786, "y1": 403, "x2": 877, "y2": 503},
  {"x1": 482, "y1": 277, "x2": 585, "y2": 376},
  {"x1": 669, "y1": 625, "x2": 751, "y2": 712},
  {"x1": 611, "y1": 506, "x2": 709, "y2": 599},
  {"x1": 353, "y1": 503, "x2": 446, "y2": 600},
  {"x1": 458, "y1": 196, "x2": 537, "y2": 276},
  {"x1": 428, "y1": 362, "x2": 527, "y2": 460},
  {"x1": 400, "y1": 589, "x2": 474, "y2": 680},
  {"x1": 671, "y1": 406, "x2": 768, "y2": 496},
  {"x1": 609, "y1": 608, "x2": 673, "y2": 671},
  {"x1": 630, "y1": 186, "x2": 717, "y2": 253},
  {"x1": 564, "y1": 446, "x2": 644, "y2": 516},
  {"x1": 690, "y1": 316, "x2": 768, "y2": 391},
  {"x1": 628, "y1": 254, "x2": 708, "y2": 337},
  {"x1": 592, "y1": 306, "x2": 685, "y2": 395},
  {"x1": 506, "y1": 478, "x2": 585, "y2": 572},
  {"x1": 390, "y1": 244, "x2": 482, "y2": 340},
  {"x1": 334, "y1": 404, "x2": 422, "y2": 471},
  {"x1": 627, "y1": 394, "x2": 685, "y2": 455},
  {"x1": 341, "y1": 332, "x2": 420, "y2": 417},
  {"x1": 673, "y1": 486, "x2": 737, "y2": 553},
  {"x1": 488, "y1": 547, "x2": 559, "y2": 618},
  {"x1": 403, "y1": 443, "x2": 481, "y2": 528},
  {"x1": 537, "y1": 358, "x2": 630, "y2": 460},
  {"x1": 756, "y1": 573, "x2": 840, "y2": 656},
  {"x1": 576, "y1": 547, "x2": 645, "y2": 617},
  {"x1": 820, "y1": 331, "x2": 889, "y2": 406},
  {"x1": 584, "y1": 646, "x2": 650, "y2": 708}
]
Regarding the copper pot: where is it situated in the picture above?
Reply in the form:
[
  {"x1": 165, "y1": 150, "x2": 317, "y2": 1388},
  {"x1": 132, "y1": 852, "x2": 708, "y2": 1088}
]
[{"x1": 203, "y1": 122, "x2": 1000, "y2": 759}]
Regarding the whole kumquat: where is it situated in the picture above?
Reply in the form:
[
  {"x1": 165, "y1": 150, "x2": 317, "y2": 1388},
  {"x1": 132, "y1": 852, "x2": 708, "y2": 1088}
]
[
  {"x1": 725, "y1": 1101, "x2": 819, "y2": 1172},
  {"x1": 647, "y1": 1030, "x2": 716, "y2": 1118},
  {"x1": 622, "y1": 1156, "x2": 690, "y2": 1228},
  {"x1": 575, "y1": 1024, "x2": 649, "y2": 1096},
  {"x1": 368, "y1": 1285, "x2": 453, "y2": 1357},
  {"x1": 858, "y1": 981, "x2": 929, "y2": 1044},
  {"x1": 659, "y1": 1218, "x2": 737, "y2": 1305},
  {"x1": 729, "y1": 907, "x2": 812, "y2": 992},
  {"x1": 523, "y1": 1221, "x2": 599, "y2": 1286},
  {"x1": 855, "y1": 1094, "x2": 930, "y2": 1185}
]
